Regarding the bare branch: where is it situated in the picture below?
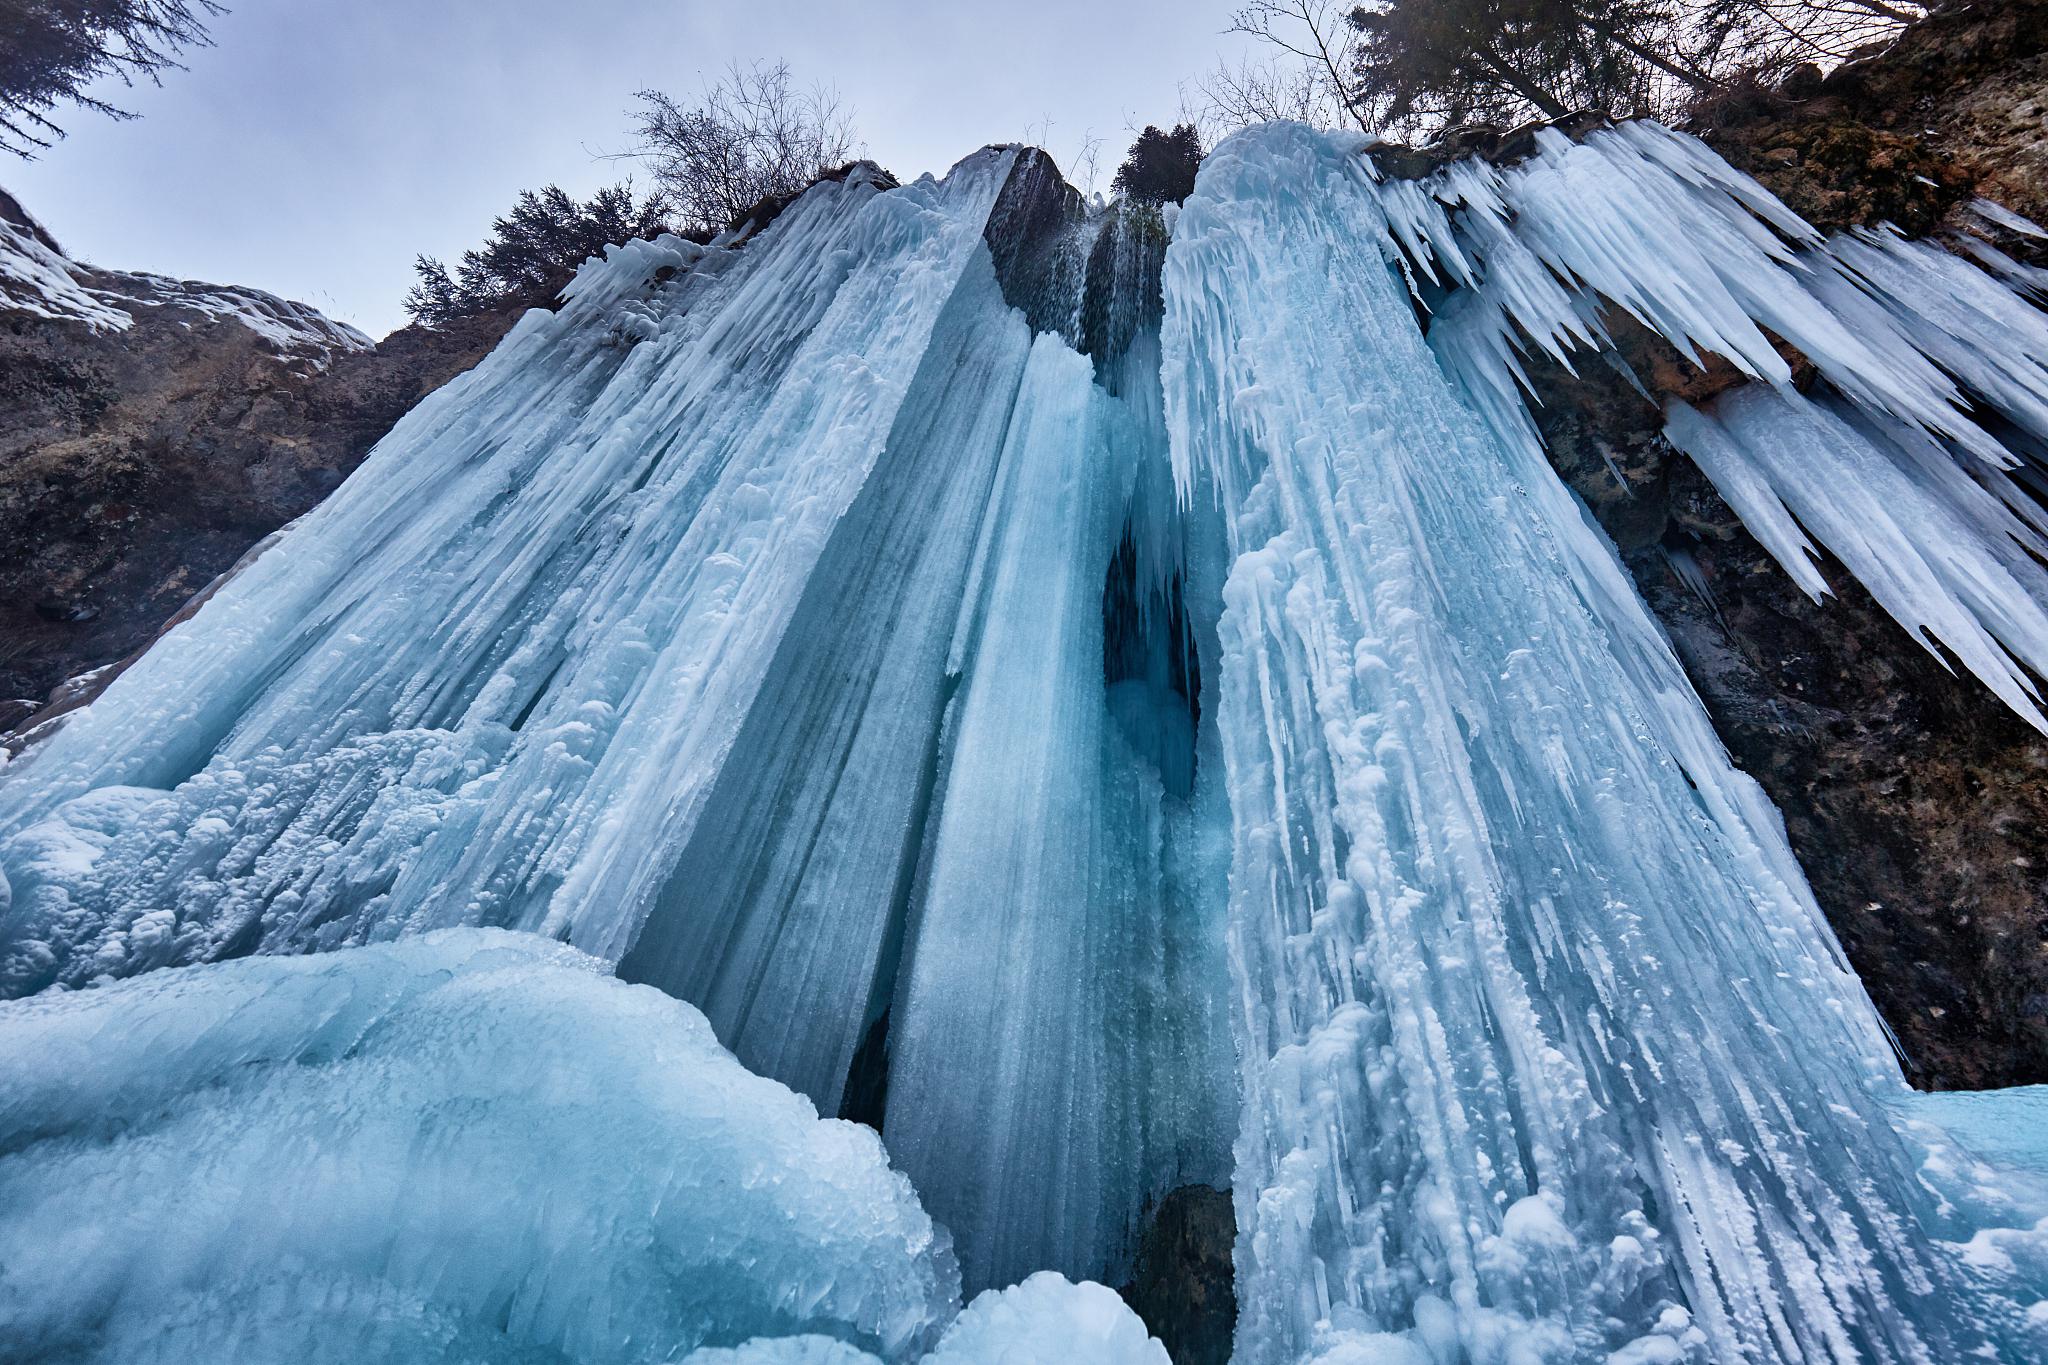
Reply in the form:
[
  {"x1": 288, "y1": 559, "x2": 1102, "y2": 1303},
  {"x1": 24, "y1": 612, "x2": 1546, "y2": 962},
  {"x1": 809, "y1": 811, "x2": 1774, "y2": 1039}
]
[
  {"x1": 629, "y1": 61, "x2": 863, "y2": 235},
  {"x1": 1212, "y1": 0, "x2": 1372, "y2": 132}
]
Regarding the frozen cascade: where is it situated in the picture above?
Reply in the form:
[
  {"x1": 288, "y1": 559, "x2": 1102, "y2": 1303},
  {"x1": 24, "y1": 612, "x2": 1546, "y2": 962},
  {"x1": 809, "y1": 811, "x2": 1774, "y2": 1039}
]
[
  {"x1": 0, "y1": 148, "x2": 1236, "y2": 1301},
  {"x1": 883, "y1": 327, "x2": 1231, "y2": 1291},
  {"x1": 5, "y1": 112, "x2": 2048, "y2": 1363},
  {"x1": 1165, "y1": 122, "x2": 2048, "y2": 1362},
  {"x1": 0, "y1": 155, "x2": 1026, "y2": 982}
]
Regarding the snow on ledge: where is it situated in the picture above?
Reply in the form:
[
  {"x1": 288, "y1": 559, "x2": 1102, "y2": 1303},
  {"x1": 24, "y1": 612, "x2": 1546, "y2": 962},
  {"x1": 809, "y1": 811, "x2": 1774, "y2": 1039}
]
[{"x1": 0, "y1": 213, "x2": 370, "y2": 357}]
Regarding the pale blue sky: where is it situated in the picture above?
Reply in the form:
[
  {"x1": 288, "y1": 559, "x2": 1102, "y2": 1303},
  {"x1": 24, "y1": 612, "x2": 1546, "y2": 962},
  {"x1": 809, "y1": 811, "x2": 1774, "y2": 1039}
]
[{"x1": 6, "y1": 1, "x2": 1259, "y2": 337}]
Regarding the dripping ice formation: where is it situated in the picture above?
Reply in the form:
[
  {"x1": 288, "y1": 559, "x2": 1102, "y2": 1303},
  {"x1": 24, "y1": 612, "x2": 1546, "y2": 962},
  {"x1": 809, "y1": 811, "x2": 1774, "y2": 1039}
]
[
  {"x1": 0, "y1": 145, "x2": 1236, "y2": 1309},
  {"x1": 1168, "y1": 122, "x2": 2048, "y2": 1363},
  {"x1": 2, "y1": 118, "x2": 2048, "y2": 1363}
]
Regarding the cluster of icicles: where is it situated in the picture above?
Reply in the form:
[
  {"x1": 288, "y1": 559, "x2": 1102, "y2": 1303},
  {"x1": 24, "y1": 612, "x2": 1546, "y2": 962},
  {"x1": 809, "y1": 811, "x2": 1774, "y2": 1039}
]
[{"x1": 1, "y1": 119, "x2": 2047, "y2": 1364}]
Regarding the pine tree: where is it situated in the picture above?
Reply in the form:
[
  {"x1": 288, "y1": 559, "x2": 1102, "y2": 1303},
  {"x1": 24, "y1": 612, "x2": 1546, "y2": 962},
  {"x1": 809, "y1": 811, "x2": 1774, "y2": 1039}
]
[
  {"x1": 1, "y1": 0, "x2": 222, "y2": 157},
  {"x1": 1348, "y1": 0, "x2": 1721, "y2": 136},
  {"x1": 407, "y1": 182, "x2": 673, "y2": 328},
  {"x1": 1112, "y1": 125, "x2": 1204, "y2": 205}
]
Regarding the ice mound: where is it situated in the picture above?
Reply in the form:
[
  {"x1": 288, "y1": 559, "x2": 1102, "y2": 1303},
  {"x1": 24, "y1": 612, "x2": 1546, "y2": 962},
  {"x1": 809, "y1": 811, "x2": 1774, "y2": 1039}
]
[
  {"x1": 0, "y1": 930, "x2": 960, "y2": 1363},
  {"x1": 923, "y1": 1273, "x2": 1172, "y2": 1364},
  {"x1": 705, "y1": 1276, "x2": 1172, "y2": 1365},
  {"x1": 685, "y1": 1340, "x2": 890, "y2": 1365}
]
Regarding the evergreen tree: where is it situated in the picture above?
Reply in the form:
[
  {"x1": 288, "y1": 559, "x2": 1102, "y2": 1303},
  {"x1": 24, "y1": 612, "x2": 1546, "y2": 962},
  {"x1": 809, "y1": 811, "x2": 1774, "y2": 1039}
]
[
  {"x1": 407, "y1": 182, "x2": 673, "y2": 328},
  {"x1": 1, "y1": 0, "x2": 222, "y2": 157},
  {"x1": 1347, "y1": 0, "x2": 1724, "y2": 135},
  {"x1": 1112, "y1": 124, "x2": 1204, "y2": 204}
]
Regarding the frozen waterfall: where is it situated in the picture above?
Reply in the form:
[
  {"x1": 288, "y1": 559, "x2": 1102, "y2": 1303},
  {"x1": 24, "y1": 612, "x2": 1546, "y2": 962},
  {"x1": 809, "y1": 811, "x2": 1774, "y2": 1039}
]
[{"x1": 5, "y1": 120, "x2": 2048, "y2": 1363}]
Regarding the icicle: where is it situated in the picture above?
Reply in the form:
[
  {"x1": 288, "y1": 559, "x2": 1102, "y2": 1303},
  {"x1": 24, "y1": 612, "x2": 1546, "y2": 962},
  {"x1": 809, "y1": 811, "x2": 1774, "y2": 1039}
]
[
  {"x1": 1665, "y1": 386, "x2": 2048, "y2": 732},
  {"x1": 1166, "y1": 120, "x2": 2048, "y2": 1364},
  {"x1": 1379, "y1": 115, "x2": 2048, "y2": 732}
]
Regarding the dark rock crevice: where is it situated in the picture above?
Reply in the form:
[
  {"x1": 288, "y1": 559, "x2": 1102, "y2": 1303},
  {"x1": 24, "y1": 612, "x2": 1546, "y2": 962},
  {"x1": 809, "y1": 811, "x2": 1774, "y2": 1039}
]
[{"x1": 1120, "y1": 1185, "x2": 1236, "y2": 1365}]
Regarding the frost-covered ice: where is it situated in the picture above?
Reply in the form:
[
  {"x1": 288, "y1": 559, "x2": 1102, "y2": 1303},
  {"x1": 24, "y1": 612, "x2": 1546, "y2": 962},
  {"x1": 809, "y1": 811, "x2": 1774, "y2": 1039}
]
[
  {"x1": 0, "y1": 148, "x2": 1232, "y2": 1298},
  {"x1": 8, "y1": 116, "x2": 2048, "y2": 1363},
  {"x1": 1380, "y1": 120, "x2": 2048, "y2": 733},
  {"x1": 700, "y1": 1275, "x2": 1172, "y2": 1365},
  {"x1": 0, "y1": 930, "x2": 959, "y2": 1363},
  {"x1": 922, "y1": 1273, "x2": 1172, "y2": 1364},
  {"x1": 1166, "y1": 121, "x2": 2048, "y2": 1362}
]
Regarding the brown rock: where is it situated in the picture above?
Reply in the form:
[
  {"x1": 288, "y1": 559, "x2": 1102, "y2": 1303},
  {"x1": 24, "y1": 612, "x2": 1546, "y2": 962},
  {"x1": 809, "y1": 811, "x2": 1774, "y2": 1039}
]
[{"x1": 0, "y1": 268, "x2": 519, "y2": 712}]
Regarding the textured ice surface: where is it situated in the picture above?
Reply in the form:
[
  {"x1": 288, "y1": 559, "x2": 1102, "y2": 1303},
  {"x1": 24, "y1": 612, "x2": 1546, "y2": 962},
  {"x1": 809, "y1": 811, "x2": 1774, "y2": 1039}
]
[
  {"x1": 1900, "y1": 1085, "x2": 2048, "y2": 1174},
  {"x1": 702, "y1": 1275, "x2": 1173, "y2": 1365},
  {"x1": 685, "y1": 1340, "x2": 888, "y2": 1365},
  {"x1": 0, "y1": 930, "x2": 958, "y2": 1364},
  {"x1": 1166, "y1": 121, "x2": 2048, "y2": 1363},
  {"x1": 0, "y1": 151, "x2": 1024, "y2": 989},
  {"x1": 1379, "y1": 119, "x2": 2048, "y2": 733},
  {"x1": 881, "y1": 332, "x2": 1231, "y2": 1290},
  {"x1": 1665, "y1": 386, "x2": 2048, "y2": 727},
  {"x1": 922, "y1": 1273, "x2": 1172, "y2": 1364},
  {"x1": 0, "y1": 147, "x2": 1233, "y2": 1296},
  {"x1": 10, "y1": 116, "x2": 2048, "y2": 1364}
]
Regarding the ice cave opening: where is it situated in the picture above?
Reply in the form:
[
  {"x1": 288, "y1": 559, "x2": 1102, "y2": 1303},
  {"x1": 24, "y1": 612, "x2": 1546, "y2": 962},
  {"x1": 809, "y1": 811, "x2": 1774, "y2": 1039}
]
[{"x1": 1102, "y1": 522, "x2": 1204, "y2": 801}]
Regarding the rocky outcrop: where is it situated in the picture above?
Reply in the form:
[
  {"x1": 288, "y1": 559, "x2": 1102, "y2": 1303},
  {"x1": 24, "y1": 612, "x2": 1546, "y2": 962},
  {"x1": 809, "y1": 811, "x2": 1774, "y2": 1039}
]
[
  {"x1": 1692, "y1": 0, "x2": 2048, "y2": 237},
  {"x1": 0, "y1": 203, "x2": 520, "y2": 726}
]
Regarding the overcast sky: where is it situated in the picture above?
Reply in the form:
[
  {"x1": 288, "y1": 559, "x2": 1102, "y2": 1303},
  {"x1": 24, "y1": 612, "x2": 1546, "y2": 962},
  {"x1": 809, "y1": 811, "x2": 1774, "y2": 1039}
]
[{"x1": 6, "y1": 1, "x2": 1261, "y2": 338}]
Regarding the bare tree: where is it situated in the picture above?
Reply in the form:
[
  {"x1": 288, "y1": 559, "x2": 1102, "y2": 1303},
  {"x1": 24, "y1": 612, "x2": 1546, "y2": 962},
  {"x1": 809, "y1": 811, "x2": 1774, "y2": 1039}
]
[
  {"x1": 1069, "y1": 129, "x2": 1106, "y2": 201},
  {"x1": 1198, "y1": 52, "x2": 1350, "y2": 134},
  {"x1": 1209, "y1": 0, "x2": 1372, "y2": 133},
  {"x1": 630, "y1": 61, "x2": 861, "y2": 235},
  {"x1": 2, "y1": 0, "x2": 223, "y2": 157}
]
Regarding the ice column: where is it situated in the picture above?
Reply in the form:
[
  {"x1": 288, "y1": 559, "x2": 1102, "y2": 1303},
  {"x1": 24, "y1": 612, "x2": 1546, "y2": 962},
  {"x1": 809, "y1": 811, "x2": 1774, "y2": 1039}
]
[
  {"x1": 884, "y1": 332, "x2": 1230, "y2": 1293},
  {"x1": 0, "y1": 152, "x2": 1019, "y2": 992},
  {"x1": 1165, "y1": 122, "x2": 2047, "y2": 1364}
]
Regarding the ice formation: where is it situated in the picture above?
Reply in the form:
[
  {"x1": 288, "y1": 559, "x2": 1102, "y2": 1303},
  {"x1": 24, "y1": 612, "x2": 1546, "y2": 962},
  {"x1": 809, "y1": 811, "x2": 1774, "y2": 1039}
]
[
  {"x1": 0, "y1": 147, "x2": 1233, "y2": 1301},
  {"x1": 693, "y1": 1275, "x2": 1173, "y2": 1365},
  {"x1": 0, "y1": 930, "x2": 960, "y2": 1363},
  {"x1": 1169, "y1": 119, "x2": 2048, "y2": 1364},
  {"x1": 1380, "y1": 120, "x2": 2048, "y2": 732},
  {"x1": 6, "y1": 115, "x2": 2048, "y2": 1363}
]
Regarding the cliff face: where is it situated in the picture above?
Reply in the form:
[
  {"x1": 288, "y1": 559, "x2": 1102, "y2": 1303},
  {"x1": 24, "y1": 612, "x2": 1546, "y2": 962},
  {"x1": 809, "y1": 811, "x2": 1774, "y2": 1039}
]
[
  {"x1": 1695, "y1": 0, "x2": 2048, "y2": 235},
  {"x1": 0, "y1": 199, "x2": 517, "y2": 727},
  {"x1": 1510, "y1": 0, "x2": 2048, "y2": 1089}
]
